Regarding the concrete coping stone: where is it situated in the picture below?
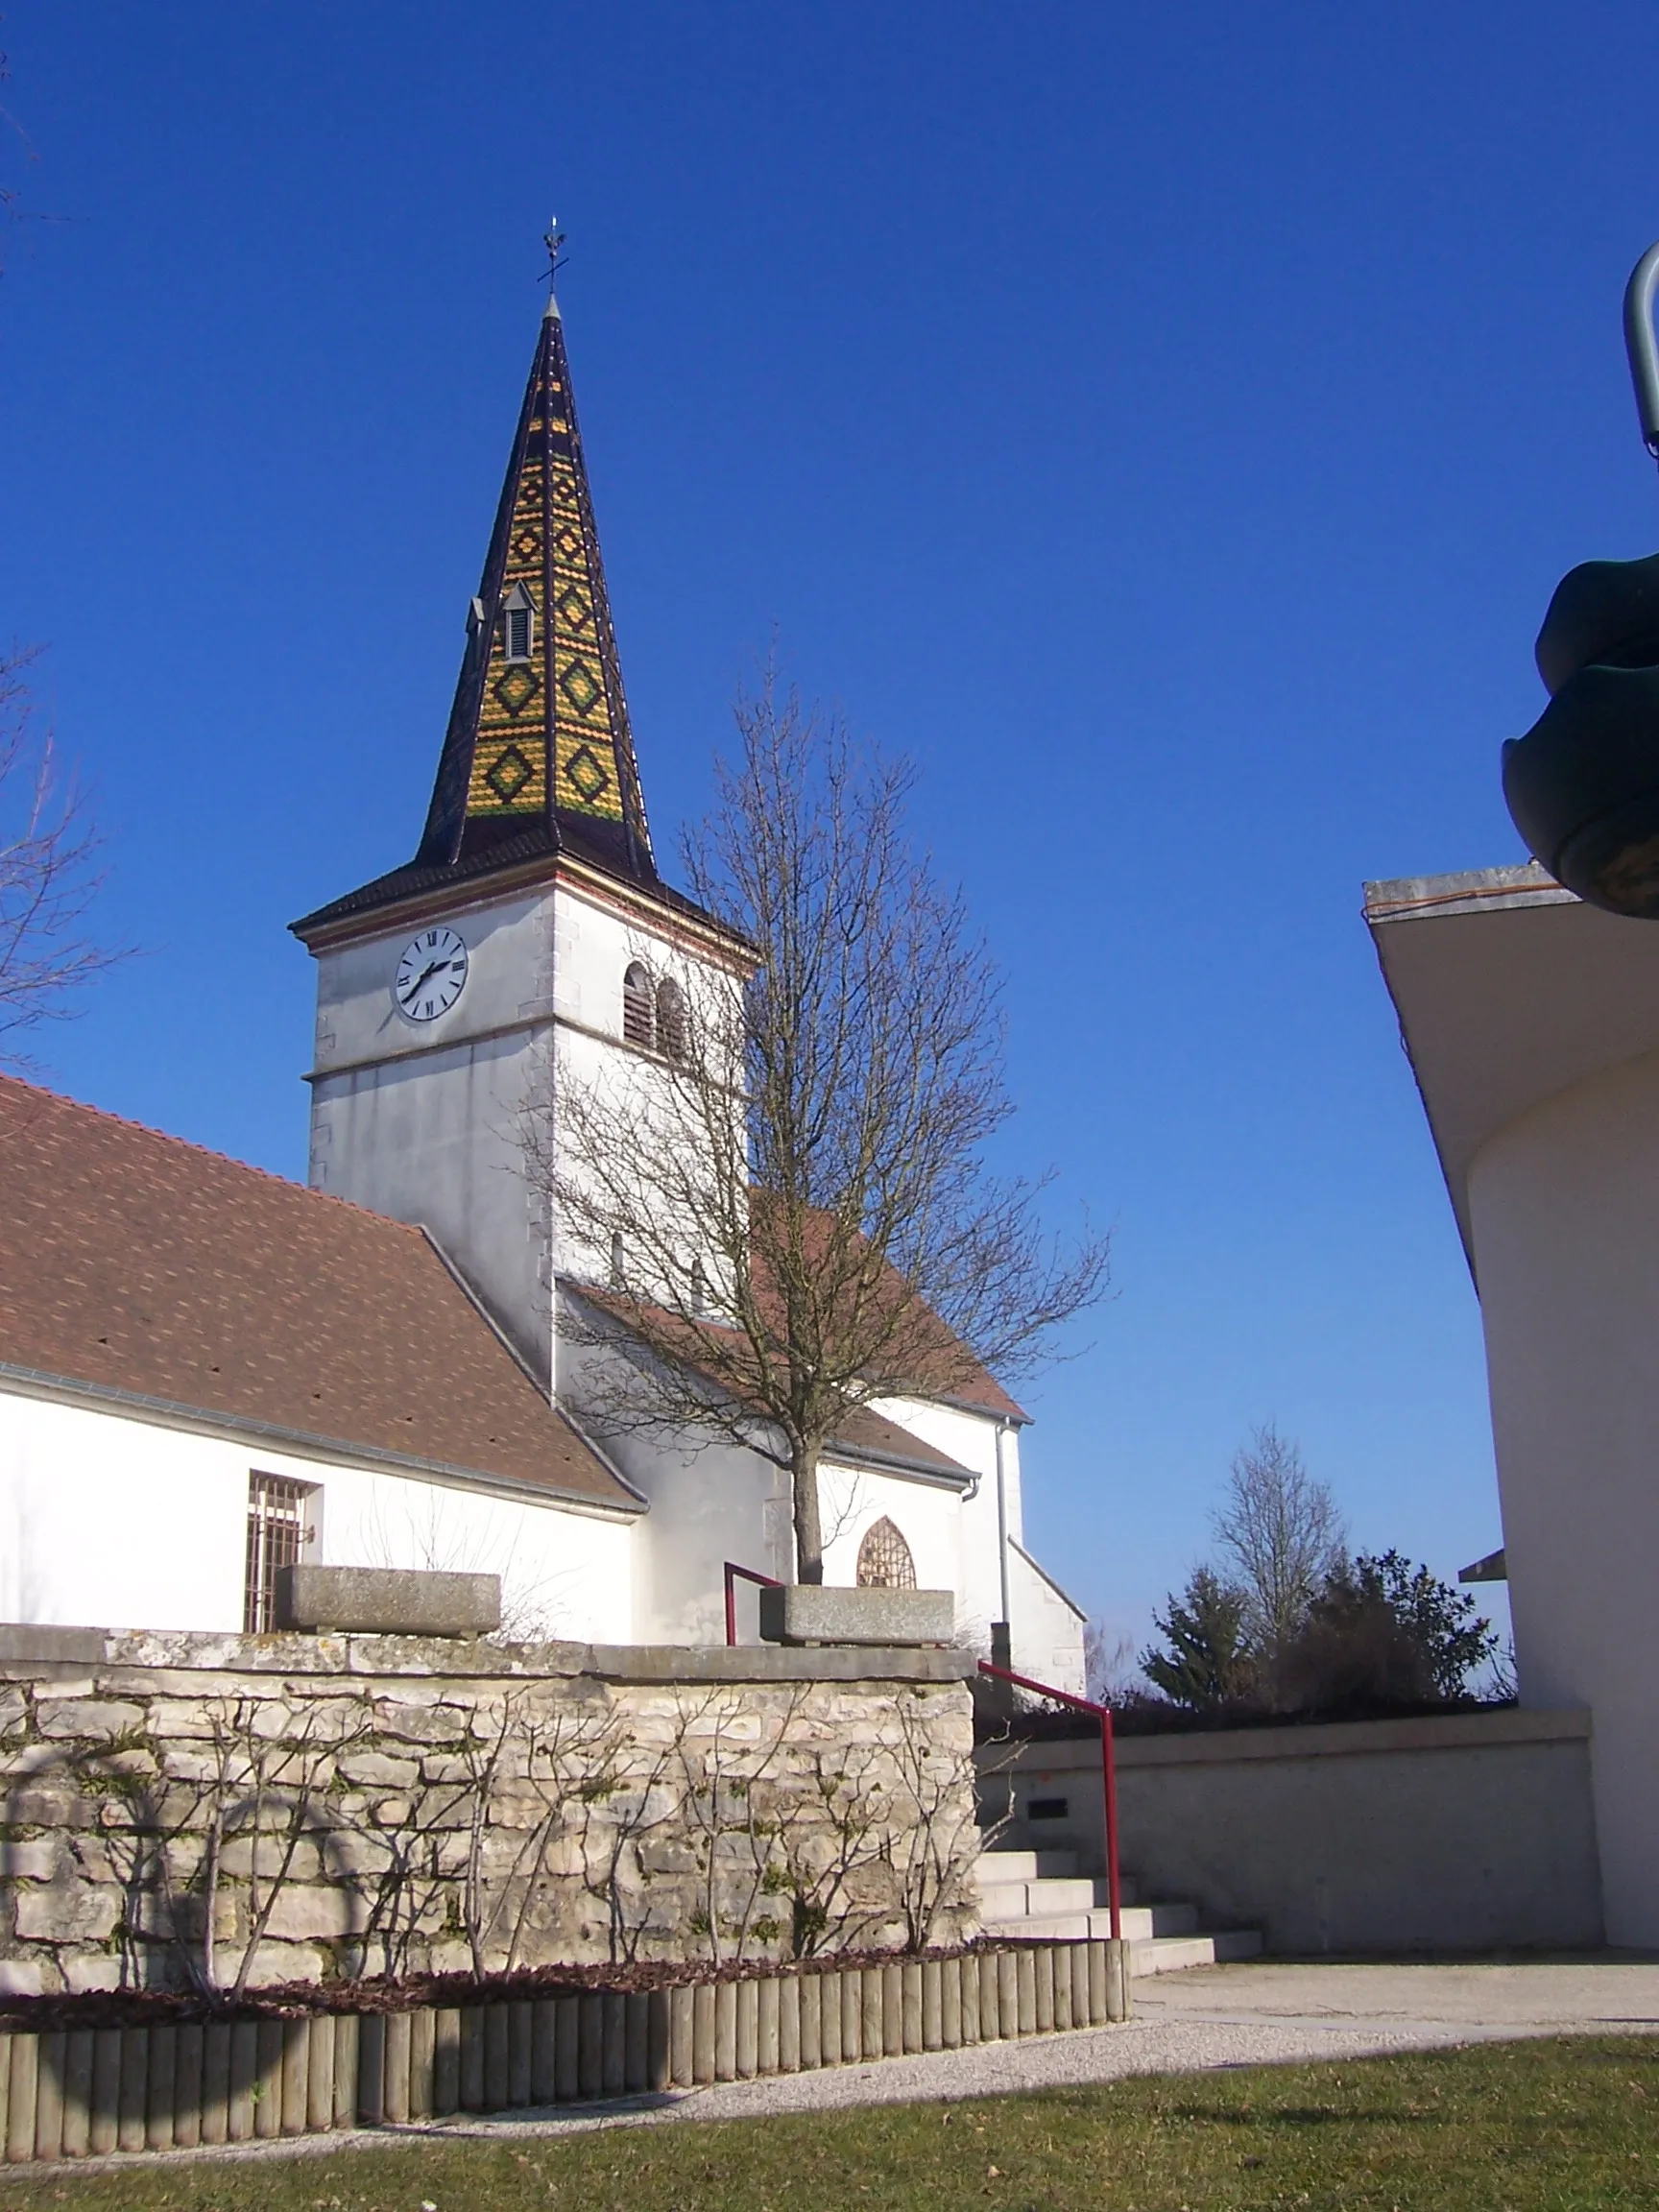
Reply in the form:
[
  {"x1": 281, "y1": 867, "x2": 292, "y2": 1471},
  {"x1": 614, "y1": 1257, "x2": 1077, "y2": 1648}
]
[
  {"x1": 276, "y1": 1565, "x2": 501, "y2": 1637},
  {"x1": 0, "y1": 1623, "x2": 978, "y2": 1685},
  {"x1": 758, "y1": 1584, "x2": 956, "y2": 1647},
  {"x1": 975, "y1": 1705, "x2": 1592, "y2": 1771}
]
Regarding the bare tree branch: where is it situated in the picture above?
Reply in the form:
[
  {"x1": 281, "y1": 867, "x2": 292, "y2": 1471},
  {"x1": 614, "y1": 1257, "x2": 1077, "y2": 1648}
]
[
  {"x1": 528, "y1": 663, "x2": 1110, "y2": 1580},
  {"x1": 0, "y1": 647, "x2": 124, "y2": 1065}
]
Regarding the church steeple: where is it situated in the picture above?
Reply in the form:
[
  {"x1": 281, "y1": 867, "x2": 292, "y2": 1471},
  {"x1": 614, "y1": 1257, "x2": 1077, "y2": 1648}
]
[{"x1": 417, "y1": 289, "x2": 654, "y2": 884}]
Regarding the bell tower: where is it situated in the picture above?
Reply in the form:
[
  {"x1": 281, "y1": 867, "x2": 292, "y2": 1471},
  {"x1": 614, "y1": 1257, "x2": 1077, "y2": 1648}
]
[{"x1": 291, "y1": 281, "x2": 749, "y2": 1386}]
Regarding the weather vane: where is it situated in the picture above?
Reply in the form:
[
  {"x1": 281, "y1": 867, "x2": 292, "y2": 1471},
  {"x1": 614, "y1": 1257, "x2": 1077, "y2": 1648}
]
[{"x1": 543, "y1": 220, "x2": 567, "y2": 296}]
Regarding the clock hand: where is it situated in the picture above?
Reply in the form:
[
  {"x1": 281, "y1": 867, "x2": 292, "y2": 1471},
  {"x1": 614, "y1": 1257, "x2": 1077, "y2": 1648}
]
[{"x1": 401, "y1": 959, "x2": 445, "y2": 1000}]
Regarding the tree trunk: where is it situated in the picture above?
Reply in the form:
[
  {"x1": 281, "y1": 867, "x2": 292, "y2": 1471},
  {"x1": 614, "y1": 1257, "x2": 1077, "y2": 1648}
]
[{"x1": 791, "y1": 1440, "x2": 825, "y2": 1584}]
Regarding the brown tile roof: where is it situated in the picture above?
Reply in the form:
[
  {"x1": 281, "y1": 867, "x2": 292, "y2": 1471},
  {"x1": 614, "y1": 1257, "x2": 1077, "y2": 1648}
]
[
  {"x1": 573, "y1": 1288, "x2": 976, "y2": 1482},
  {"x1": 0, "y1": 1076, "x2": 637, "y2": 1511},
  {"x1": 747, "y1": 1196, "x2": 1030, "y2": 1426}
]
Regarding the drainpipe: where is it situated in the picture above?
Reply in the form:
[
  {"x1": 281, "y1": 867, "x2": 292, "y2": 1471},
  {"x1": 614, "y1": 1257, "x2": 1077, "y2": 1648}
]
[{"x1": 992, "y1": 1419, "x2": 1013, "y2": 1674}]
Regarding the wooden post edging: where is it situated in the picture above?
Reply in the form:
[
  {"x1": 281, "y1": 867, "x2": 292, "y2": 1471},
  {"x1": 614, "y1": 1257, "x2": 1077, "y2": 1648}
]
[{"x1": 0, "y1": 1939, "x2": 1131, "y2": 2164}]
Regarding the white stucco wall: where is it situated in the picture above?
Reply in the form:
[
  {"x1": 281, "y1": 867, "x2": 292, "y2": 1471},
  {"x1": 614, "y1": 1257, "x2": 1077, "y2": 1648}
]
[
  {"x1": 1467, "y1": 1044, "x2": 1659, "y2": 1947},
  {"x1": 307, "y1": 884, "x2": 557, "y2": 1376},
  {"x1": 0, "y1": 1389, "x2": 634, "y2": 1643},
  {"x1": 306, "y1": 872, "x2": 742, "y2": 1376}
]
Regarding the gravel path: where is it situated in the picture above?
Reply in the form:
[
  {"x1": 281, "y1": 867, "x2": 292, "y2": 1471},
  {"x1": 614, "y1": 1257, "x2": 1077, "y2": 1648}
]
[{"x1": 21, "y1": 1960, "x2": 1659, "y2": 2177}]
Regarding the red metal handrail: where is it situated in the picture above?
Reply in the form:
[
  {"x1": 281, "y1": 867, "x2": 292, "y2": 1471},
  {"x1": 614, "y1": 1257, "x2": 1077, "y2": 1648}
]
[
  {"x1": 724, "y1": 1560, "x2": 782, "y2": 1647},
  {"x1": 977, "y1": 1660, "x2": 1122, "y2": 1942}
]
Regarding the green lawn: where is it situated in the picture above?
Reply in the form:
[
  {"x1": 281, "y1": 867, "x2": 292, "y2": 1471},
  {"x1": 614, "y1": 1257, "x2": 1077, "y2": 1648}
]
[{"x1": 3, "y1": 2035, "x2": 1657, "y2": 2211}]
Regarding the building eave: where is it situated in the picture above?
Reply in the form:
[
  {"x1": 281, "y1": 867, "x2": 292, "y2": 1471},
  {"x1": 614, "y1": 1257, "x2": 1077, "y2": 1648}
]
[
  {"x1": 0, "y1": 1361, "x2": 646, "y2": 1523},
  {"x1": 1009, "y1": 1538, "x2": 1089, "y2": 1623},
  {"x1": 1364, "y1": 859, "x2": 1659, "y2": 1279}
]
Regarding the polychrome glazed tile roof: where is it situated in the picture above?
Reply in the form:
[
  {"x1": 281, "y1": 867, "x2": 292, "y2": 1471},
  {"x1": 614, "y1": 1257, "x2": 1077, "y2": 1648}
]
[{"x1": 295, "y1": 292, "x2": 661, "y2": 937}]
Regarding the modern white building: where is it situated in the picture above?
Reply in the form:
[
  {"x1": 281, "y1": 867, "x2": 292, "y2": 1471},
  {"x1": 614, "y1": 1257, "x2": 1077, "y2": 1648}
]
[
  {"x1": 1368, "y1": 859, "x2": 1659, "y2": 1946},
  {"x1": 0, "y1": 289, "x2": 1085, "y2": 1690}
]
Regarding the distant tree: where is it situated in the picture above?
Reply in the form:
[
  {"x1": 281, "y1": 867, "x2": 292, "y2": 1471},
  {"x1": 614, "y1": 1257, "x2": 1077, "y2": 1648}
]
[
  {"x1": 1348, "y1": 1551, "x2": 1497, "y2": 1700},
  {"x1": 1140, "y1": 1567, "x2": 1254, "y2": 1711},
  {"x1": 1273, "y1": 1550, "x2": 1496, "y2": 1718},
  {"x1": 1082, "y1": 1622, "x2": 1139, "y2": 1706},
  {"x1": 1212, "y1": 1423, "x2": 1346, "y2": 1656},
  {"x1": 528, "y1": 671, "x2": 1109, "y2": 1582},
  {"x1": 0, "y1": 647, "x2": 118, "y2": 1063}
]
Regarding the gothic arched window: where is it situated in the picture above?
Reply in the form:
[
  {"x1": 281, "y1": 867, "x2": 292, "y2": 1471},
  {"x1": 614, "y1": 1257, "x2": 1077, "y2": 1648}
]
[
  {"x1": 623, "y1": 962, "x2": 655, "y2": 1048},
  {"x1": 657, "y1": 977, "x2": 687, "y2": 1063},
  {"x1": 856, "y1": 1517, "x2": 917, "y2": 1590}
]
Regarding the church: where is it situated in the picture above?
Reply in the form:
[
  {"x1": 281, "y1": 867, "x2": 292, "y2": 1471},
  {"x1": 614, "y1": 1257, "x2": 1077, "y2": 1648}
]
[{"x1": 0, "y1": 287, "x2": 1086, "y2": 1690}]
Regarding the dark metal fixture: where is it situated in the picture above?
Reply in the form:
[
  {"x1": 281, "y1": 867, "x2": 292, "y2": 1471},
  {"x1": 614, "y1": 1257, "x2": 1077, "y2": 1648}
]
[{"x1": 1502, "y1": 244, "x2": 1659, "y2": 917}]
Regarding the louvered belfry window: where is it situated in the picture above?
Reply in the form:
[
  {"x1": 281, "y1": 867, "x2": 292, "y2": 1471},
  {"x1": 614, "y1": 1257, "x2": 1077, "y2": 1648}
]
[
  {"x1": 656, "y1": 977, "x2": 687, "y2": 1062},
  {"x1": 244, "y1": 1473, "x2": 314, "y2": 1632},
  {"x1": 856, "y1": 1517, "x2": 918, "y2": 1591},
  {"x1": 623, "y1": 962, "x2": 655, "y2": 1048}
]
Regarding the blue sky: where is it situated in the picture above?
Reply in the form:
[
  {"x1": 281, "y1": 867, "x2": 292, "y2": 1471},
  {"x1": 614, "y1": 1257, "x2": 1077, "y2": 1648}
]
[{"x1": 8, "y1": 2, "x2": 1659, "y2": 1652}]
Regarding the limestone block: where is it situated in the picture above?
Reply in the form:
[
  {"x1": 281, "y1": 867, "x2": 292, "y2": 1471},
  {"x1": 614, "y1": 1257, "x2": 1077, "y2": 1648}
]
[
  {"x1": 335, "y1": 1751, "x2": 421, "y2": 1791},
  {"x1": 0, "y1": 1839, "x2": 60, "y2": 1881},
  {"x1": 374, "y1": 1703, "x2": 469, "y2": 1746},
  {"x1": 14, "y1": 1886, "x2": 119, "y2": 1944},
  {"x1": 238, "y1": 1941, "x2": 325, "y2": 1989},
  {"x1": 417, "y1": 1754, "x2": 476, "y2": 1785},
  {"x1": 276, "y1": 1565, "x2": 501, "y2": 1637},
  {"x1": 92, "y1": 1747, "x2": 159, "y2": 1780},
  {"x1": 0, "y1": 1960, "x2": 45, "y2": 1995},
  {"x1": 60, "y1": 1951, "x2": 125, "y2": 1992},
  {"x1": 4, "y1": 1785, "x2": 88, "y2": 1829},
  {"x1": 264, "y1": 1886, "x2": 366, "y2": 1941},
  {"x1": 34, "y1": 1700, "x2": 146, "y2": 1739}
]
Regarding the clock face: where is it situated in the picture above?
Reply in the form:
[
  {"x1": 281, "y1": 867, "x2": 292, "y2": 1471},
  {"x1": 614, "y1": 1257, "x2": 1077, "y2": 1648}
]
[{"x1": 394, "y1": 926, "x2": 469, "y2": 1022}]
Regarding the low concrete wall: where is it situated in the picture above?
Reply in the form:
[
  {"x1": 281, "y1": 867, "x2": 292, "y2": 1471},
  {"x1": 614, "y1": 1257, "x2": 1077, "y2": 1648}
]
[
  {"x1": 0, "y1": 1626, "x2": 980, "y2": 1996},
  {"x1": 980, "y1": 1707, "x2": 1602, "y2": 1955}
]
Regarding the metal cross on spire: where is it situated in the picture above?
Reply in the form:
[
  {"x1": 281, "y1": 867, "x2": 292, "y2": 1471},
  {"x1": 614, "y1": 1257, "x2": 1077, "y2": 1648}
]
[{"x1": 542, "y1": 220, "x2": 567, "y2": 301}]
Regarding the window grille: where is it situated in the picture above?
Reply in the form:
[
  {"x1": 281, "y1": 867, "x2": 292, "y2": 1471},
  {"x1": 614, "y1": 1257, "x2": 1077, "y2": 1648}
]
[
  {"x1": 244, "y1": 1473, "x2": 315, "y2": 1633},
  {"x1": 623, "y1": 962, "x2": 655, "y2": 1048},
  {"x1": 656, "y1": 977, "x2": 687, "y2": 1062},
  {"x1": 856, "y1": 1516, "x2": 917, "y2": 1590}
]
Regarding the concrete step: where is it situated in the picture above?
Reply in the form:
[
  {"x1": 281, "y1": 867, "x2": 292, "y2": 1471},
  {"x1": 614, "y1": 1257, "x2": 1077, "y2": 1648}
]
[
  {"x1": 977, "y1": 1877, "x2": 1104, "y2": 1919},
  {"x1": 978, "y1": 1877, "x2": 1151, "y2": 1921},
  {"x1": 974, "y1": 1849, "x2": 1079, "y2": 1883},
  {"x1": 1129, "y1": 1928, "x2": 1262, "y2": 1976},
  {"x1": 980, "y1": 1901, "x2": 1198, "y2": 1945}
]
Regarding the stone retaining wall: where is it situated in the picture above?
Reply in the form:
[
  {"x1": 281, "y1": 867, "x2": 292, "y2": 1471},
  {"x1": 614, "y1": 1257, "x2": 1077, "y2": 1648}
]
[{"x1": 0, "y1": 1627, "x2": 981, "y2": 1997}]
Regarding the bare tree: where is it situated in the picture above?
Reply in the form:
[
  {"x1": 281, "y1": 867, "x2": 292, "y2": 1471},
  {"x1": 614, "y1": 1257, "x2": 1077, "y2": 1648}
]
[
  {"x1": 1211, "y1": 1422, "x2": 1346, "y2": 1655},
  {"x1": 530, "y1": 670, "x2": 1109, "y2": 1581},
  {"x1": 1082, "y1": 1622, "x2": 1142, "y2": 1705},
  {"x1": 0, "y1": 647, "x2": 119, "y2": 1062}
]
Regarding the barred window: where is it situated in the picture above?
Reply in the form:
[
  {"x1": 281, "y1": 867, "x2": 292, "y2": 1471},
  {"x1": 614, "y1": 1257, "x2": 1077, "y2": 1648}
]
[
  {"x1": 856, "y1": 1517, "x2": 917, "y2": 1590},
  {"x1": 244, "y1": 1473, "x2": 318, "y2": 1633},
  {"x1": 623, "y1": 962, "x2": 655, "y2": 1048}
]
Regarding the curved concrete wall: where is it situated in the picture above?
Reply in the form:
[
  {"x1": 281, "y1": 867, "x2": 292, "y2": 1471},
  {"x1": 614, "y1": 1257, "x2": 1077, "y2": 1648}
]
[{"x1": 1470, "y1": 1046, "x2": 1659, "y2": 1946}]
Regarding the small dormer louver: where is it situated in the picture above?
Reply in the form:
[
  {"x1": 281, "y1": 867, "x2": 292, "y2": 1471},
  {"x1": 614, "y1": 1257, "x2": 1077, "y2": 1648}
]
[{"x1": 502, "y1": 584, "x2": 535, "y2": 663}]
